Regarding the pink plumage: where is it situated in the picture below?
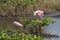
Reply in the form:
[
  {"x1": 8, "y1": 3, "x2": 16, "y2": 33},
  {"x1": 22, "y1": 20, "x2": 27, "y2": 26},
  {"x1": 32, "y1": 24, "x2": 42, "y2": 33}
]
[
  {"x1": 13, "y1": 21, "x2": 23, "y2": 27},
  {"x1": 34, "y1": 10, "x2": 44, "y2": 19}
]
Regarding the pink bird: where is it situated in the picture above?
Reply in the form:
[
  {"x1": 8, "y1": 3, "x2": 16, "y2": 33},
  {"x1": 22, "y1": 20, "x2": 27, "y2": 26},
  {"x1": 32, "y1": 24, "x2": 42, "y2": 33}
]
[
  {"x1": 34, "y1": 10, "x2": 44, "y2": 19},
  {"x1": 13, "y1": 21, "x2": 23, "y2": 27}
]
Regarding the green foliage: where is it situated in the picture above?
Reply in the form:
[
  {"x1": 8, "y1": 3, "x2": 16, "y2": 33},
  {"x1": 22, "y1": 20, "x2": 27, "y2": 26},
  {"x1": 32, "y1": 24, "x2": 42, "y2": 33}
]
[
  {"x1": 0, "y1": 31, "x2": 44, "y2": 40},
  {"x1": 0, "y1": 0, "x2": 60, "y2": 15},
  {"x1": 19, "y1": 17, "x2": 53, "y2": 27},
  {"x1": 18, "y1": 17, "x2": 54, "y2": 33},
  {"x1": 0, "y1": 0, "x2": 45, "y2": 16},
  {"x1": 0, "y1": 0, "x2": 44, "y2": 8}
]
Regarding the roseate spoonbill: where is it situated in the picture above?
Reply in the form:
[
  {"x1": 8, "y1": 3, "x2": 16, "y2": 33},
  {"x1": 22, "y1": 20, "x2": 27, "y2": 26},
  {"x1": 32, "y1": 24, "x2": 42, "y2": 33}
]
[
  {"x1": 13, "y1": 21, "x2": 23, "y2": 27},
  {"x1": 34, "y1": 10, "x2": 44, "y2": 19}
]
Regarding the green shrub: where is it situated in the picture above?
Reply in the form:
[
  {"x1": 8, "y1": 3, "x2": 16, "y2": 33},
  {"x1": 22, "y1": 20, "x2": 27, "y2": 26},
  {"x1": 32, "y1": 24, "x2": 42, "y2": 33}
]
[
  {"x1": 0, "y1": 31, "x2": 45, "y2": 40},
  {"x1": 18, "y1": 17, "x2": 54, "y2": 34}
]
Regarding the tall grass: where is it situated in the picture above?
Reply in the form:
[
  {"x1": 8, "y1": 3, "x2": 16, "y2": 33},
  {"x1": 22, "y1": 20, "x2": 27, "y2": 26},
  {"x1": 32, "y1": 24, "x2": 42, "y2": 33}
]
[
  {"x1": 0, "y1": 0, "x2": 45, "y2": 15},
  {"x1": 0, "y1": 0, "x2": 60, "y2": 15}
]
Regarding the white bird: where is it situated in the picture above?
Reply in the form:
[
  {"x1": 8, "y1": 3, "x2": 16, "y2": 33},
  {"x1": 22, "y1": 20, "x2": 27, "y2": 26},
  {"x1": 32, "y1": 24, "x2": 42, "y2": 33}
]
[
  {"x1": 34, "y1": 10, "x2": 44, "y2": 19},
  {"x1": 13, "y1": 21, "x2": 23, "y2": 27}
]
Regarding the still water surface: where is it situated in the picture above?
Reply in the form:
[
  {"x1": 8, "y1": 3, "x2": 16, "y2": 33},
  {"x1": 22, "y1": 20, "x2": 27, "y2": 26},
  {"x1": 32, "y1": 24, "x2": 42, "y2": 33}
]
[{"x1": 44, "y1": 13, "x2": 60, "y2": 40}]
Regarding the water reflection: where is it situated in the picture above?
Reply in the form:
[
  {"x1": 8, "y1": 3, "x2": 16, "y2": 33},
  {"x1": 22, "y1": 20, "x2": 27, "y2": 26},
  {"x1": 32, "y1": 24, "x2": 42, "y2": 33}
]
[
  {"x1": 44, "y1": 18, "x2": 60, "y2": 40},
  {"x1": 0, "y1": 18, "x2": 18, "y2": 32}
]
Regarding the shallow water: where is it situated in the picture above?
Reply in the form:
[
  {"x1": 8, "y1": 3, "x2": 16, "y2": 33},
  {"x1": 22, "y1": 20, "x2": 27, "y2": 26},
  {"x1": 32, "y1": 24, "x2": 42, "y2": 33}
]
[
  {"x1": 0, "y1": 18, "x2": 19, "y2": 32},
  {"x1": 44, "y1": 18, "x2": 60, "y2": 40},
  {"x1": 44, "y1": 13, "x2": 60, "y2": 40}
]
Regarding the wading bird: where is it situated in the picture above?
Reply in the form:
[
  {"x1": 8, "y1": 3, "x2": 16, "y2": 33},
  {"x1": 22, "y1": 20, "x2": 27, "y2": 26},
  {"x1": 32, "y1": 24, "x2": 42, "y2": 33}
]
[
  {"x1": 13, "y1": 21, "x2": 24, "y2": 33},
  {"x1": 13, "y1": 21, "x2": 23, "y2": 27},
  {"x1": 34, "y1": 10, "x2": 44, "y2": 19}
]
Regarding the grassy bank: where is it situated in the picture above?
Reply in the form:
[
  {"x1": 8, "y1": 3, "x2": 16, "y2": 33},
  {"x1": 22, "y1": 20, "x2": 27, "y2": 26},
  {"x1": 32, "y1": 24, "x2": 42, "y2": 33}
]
[{"x1": 0, "y1": 0, "x2": 60, "y2": 16}]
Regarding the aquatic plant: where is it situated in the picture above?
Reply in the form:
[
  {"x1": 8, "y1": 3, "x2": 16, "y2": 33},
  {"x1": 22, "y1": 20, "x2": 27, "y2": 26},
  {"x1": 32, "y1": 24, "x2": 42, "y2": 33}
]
[
  {"x1": 0, "y1": 31, "x2": 44, "y2": 40},
  {"x1": 19, "y1": 17, "x2": 53, "y2": 27},
  {"x1": 18, "y1": 17, "x2": 54, "y2": 34}
]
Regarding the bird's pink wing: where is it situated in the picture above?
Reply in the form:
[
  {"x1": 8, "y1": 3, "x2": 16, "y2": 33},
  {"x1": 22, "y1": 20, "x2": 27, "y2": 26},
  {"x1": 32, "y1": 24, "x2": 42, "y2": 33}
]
[{"x1": 37, "y1": 12, "x2": 43, "y2": 16}]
